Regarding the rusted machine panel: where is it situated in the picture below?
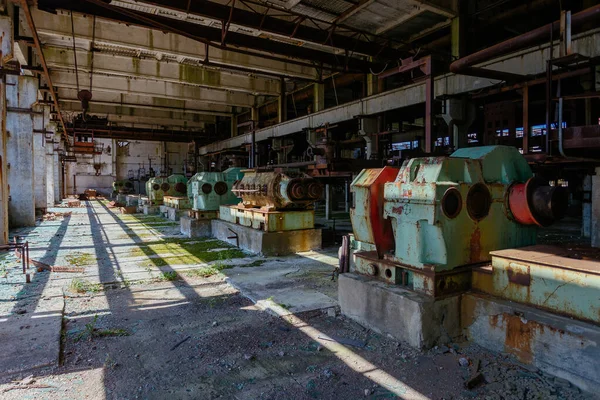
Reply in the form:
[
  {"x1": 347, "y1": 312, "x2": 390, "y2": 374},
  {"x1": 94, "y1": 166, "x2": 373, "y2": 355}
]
[
  {"x1": 220, "y1": 170, "x2": 323, "y2": 233},
  {"x1": 349, "y1": 167, "x2": 398, "y2": 258},
  {"x1": 472, "y1": 245, "x2": 600, "y2": 324},
  {"x1": 231, "y1": 171, "x2": 323, "y2": 210},
  {"x1": 348, "y1": 145, "x2": 567, "y2": 297}
]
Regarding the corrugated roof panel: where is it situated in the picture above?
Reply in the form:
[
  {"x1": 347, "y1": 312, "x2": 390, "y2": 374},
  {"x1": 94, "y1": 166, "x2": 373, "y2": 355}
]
[
  {"x1": 341, "y1": 0, "x2": 419, "y2": 33},
  {"x1": 383, "y1": 10, "x2": 448, "y2": 39},
  {"x1": 300, "y1": 0, "x2": 355, "y2": 15}
]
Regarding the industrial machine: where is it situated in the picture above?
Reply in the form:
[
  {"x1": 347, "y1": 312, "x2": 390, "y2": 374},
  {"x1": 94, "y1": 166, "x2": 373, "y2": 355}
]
[
  {"x1": 112, "y1": 180, "x2": 134, "y2": 195},
  {"x1": 146, "y1": 174, "x2": 188, "y2": 205},
  {"x1": 220, "y1": 170, "x2": 323, "y2": 231},
  {"x1": 345, "y1": 145, "x2": 567, "y2": 297},
  {"x1": 145, "y1": 176, "x2": 168, "y2": 205},
  {"x1": 214, "y1": 170, "x2": 324, "y2": 255},
  {"x1": 188, "y1": 167, "x2": 244, "y2": 213}
]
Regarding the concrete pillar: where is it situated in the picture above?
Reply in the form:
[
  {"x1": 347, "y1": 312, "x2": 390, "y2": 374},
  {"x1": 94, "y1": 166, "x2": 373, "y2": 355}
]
[
  {"x1": 592, "y1": 168, "x2": 600, "y2": 247},
  {"x1": 313, "y1": 83, "x2": 325, "y2": 113},
  {"x1": 366, "y1": 73, "x2": 378, "y2": 97},
  {"x1": 0, "y1": 14, "x2": 12, "y2": 244},
  {"x1": 6, "y1": 75, "x2": 38, "y2": 228},
  {"x1": 451, "y1": 0, "x2": 465, "y2": 60},
  {"x1": 231, "y1": 114, "x2": 238, "y2": 138},
  {"x1": 582, "y1": 175, "x2": 592, "y2": 238},
  {"x1": 278, "y1": 77, "x2": 287, "y2": 123},
  {"x1": 33, "y1": 131, "x2": 47, "y2": 210}
]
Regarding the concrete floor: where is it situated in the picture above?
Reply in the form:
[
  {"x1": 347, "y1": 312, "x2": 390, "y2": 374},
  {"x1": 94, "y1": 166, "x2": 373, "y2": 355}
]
[{"x1": 0, "y1": 200, "x2": 592, "y2": 399}]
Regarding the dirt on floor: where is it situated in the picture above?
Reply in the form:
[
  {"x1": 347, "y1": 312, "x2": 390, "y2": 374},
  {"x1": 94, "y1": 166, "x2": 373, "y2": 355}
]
[
  {"x1": 0, "y1": 273, "x2": 592, "y2": 400},
  {"x1": 0, "y1": 202, "x2": 595, "y2": 399}
]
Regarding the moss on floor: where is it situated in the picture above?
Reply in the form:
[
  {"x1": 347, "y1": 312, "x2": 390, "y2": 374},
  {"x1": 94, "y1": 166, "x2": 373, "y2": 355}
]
[
  {"x1": 128, "y1": 238, "x2": 247, "y2": 265},
  {"x1": 65, "y1": 252, "x2": 95, "y2": 267}
]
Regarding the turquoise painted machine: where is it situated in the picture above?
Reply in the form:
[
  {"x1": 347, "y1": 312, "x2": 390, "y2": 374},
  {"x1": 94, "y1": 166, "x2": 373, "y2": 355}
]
[
  {"x1": 188, "y1": 167, "x2": 245, "y2": 215},
  {"x1": 347, "y1": 146, "x2": 567, "y2": 298}
]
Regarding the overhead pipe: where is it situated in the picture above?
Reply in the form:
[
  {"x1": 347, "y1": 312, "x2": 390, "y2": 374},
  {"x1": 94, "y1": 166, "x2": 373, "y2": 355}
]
[{"x1": 450, "y1": 4, "x2": 600, "y2": 81}]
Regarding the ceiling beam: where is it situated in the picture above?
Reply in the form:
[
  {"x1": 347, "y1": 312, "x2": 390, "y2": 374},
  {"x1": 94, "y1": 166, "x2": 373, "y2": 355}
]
[
  {"x1": 50, "y1": 70, "x2": 258, "y2": 108},
  {"x1": 111, "y1": 0, "x2": 403, "y2": 61},
  {"x1": 66, "y1": 127, "x2": 218, "y2": 143},
  {"x1": 43, "y1": 46, "x2": 282, "y2": 96},
  {"x1": 36, "y1": 0, "x2": 382, "y2": 73},
  {"x1": 59, "y1": 101, "x2": 217, "y2": 126},
  {"x1": 32, "y1": 8, "x2": 318, "y2": 80},
  {"x1": 375, "y1": 8, "x2": 422, "y2": 35},
  {"x1": 53, "y1": 90, "x2": 234, "y2": 116}
]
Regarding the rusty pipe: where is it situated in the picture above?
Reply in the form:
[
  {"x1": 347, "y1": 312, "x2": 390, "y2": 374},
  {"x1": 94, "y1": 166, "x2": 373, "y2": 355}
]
[{"x1": 450, "y1": 4, "x2": 600, "y2": 81}]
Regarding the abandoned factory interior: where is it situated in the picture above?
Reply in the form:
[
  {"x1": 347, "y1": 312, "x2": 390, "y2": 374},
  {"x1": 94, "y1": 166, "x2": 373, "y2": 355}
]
[{"x1": 1, "y1": 0, "x2": 600, "y2": 398}]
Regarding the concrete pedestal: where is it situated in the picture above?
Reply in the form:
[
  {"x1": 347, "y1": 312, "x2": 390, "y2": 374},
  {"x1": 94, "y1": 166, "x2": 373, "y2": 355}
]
[
  {"x1": 166, "y1": 207, "x2": 184, "y2": 221},
  {"x1": 143, "y1": 205, "x2": 159, "y2": 215},
  {"x1": 462, "y1": 292, "x2": 600, "y2": 394},
  {"x1": 180, "y1": 216, "x2": 212, "y2": 238},
  {"x1": 338, "y1": 273, "x2": 461, "y2": 349},
  {"x1": 211, "y1": 219, "x2": 322, "y2": 256}
]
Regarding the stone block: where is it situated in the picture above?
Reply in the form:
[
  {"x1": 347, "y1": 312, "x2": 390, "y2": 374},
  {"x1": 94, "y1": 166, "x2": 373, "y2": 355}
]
[
  {"x1": 211, "y1": 219, "x2": 321, "y2": 256},
  {"x1": 338, "y1": 273, "x2": 461, "y2": 349},
  {"x1": 180, "y1": 216, "x2": 212, "y2": 238}
]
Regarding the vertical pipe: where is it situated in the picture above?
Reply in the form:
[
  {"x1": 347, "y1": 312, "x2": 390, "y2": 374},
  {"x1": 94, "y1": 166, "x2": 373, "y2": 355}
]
[
  {"x1": 545, "y1": 60, "x2": 552, "y2": 155},
  {"x1": 522, "y1": 85, "x2": 529, "y2": 154},
  {"x1": 325, "y1": 183, "x2": 330, "y2": 220},
  {"x1": 344, "y1": 179, "x2": 350, "y2": 213},
  {"x1": 424, "y1": 58, "x2": 434, "y2": 154}
]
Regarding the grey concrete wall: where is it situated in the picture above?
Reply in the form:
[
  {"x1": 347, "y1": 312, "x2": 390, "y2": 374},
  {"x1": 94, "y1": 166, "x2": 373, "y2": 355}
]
[
  {"x1": 64, "y1": 140, "x2": 190, "y2": 197},
  {"x1": 33, "y1": 132, "x2": 47, "y2": 209},
  {"x1": 6, "y1": 75, "x2": 37, "y2": 228}
]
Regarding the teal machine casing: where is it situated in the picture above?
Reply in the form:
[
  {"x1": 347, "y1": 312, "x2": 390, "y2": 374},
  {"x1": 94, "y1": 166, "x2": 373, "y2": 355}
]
[
  {"x1": 350, "y1": 146, "x2": 547, "y2": 297},
  {"x1": 188, "y1": 167, "x2": 244, "y2": 211}
]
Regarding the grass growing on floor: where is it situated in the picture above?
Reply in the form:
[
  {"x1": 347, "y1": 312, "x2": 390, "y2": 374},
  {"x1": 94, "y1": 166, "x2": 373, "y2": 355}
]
[
  {"x1": 65, "y1": 252, "x2": 94, "y2": 267},
  {"x1": 75, "y1": 315, "x2": 130, "y2": 342},
  {"x1": 128, "y1": 238, "x2": 247, "y2": 265},
  {"x1": 69, "y1": 278, "x2": 103, "y2": 294},
  {"x1": 184, "y1": 261, "x2": 229, "y2": 278},
  {"x1": 157, "y1": 271, "x2": 178, "y2": 281}
]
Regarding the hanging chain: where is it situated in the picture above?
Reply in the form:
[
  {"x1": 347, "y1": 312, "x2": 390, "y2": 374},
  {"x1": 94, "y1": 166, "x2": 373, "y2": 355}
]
[
  {"x1": 70, "y1": 10, "x2": 80, "y2": 93},
  {"x1": 89, "y1": 15, "x2": 96, "y2": 92}
]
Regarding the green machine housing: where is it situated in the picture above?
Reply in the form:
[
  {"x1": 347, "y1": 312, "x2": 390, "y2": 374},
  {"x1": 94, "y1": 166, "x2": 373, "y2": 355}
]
[
  {"x1": 146, "y1": 174, "x2": 188, "y2": 205},
  {"x1": 188, "y1": 167, "x2": 245, "y2": 212},
  {"x1": 348, "y1": 146, "x2": 567, "y2": 297}
]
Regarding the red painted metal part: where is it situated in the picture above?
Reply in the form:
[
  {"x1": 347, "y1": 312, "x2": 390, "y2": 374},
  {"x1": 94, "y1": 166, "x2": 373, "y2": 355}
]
[
  {"x1": 367, "y1": 166, "x2": 399, "y2": 258},
  {"x1": 508, "y1": 180, "x2": 539, "y2": 226}
]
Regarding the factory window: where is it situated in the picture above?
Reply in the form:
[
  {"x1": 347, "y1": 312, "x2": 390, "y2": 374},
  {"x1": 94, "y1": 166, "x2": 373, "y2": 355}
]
[
  {"x1": 467, "y1": 133, "x2": 479, "y2": 144},
  {"x1": 435, "y1": 137, "x2": 450, "y2": 147}
]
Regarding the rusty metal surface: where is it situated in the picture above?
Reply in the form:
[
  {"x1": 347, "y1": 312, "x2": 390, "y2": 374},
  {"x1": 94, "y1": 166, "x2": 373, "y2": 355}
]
[
  {"x1": 232, "y1": 171, "x2": 322, "y2": 210},
  {"x1": 219, "y1": 205, "x2": 315, "y2": 232},
  {"x1": 472, "y1": 245, "x2": 600, "y2": 324}
]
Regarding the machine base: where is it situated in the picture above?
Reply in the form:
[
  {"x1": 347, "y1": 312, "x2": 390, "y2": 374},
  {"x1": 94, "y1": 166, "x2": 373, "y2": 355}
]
[
  {"x1": 352, "y1": 251, "x2": 473, "y2": 298},
  {"x1": 219, "y1": 205, "x2": 314, "y2": 232},
  {"x1": 473, "y1": 244, "x2": 600, "y2": 324},
  {"x1": 212, "y1": 219, "x2": 321, "y2": 256},
  {"x1": 143, "y1": 205, "x2": 160, "y2": 215},
  {"x1": 163, "y1": 196, "x2": 191, "y2": 210},
  {"x1": 125, "y1": 195, "x2": 140, "y2": 207},
  {"x1": 462, "y1": 292, "x2": 600, "y2": 394},
  {"x1": 164, "y1": 207, "x2": 185, "y2": 221},
  {"x1": 180, "y1": 216, "x2": 212, "y2": 238},
  {"x1": 338, "y1": 273, "x2": 462, "y2": 349}
]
